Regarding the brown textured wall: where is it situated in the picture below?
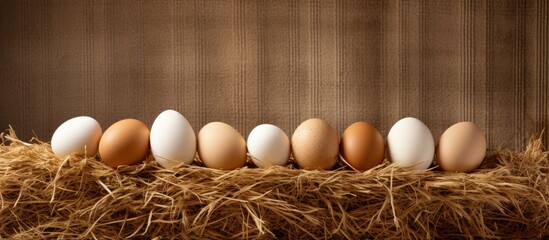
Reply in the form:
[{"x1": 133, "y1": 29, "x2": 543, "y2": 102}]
[{"x1": 0, "y1": 0, "x2": 547, "y2": 150}]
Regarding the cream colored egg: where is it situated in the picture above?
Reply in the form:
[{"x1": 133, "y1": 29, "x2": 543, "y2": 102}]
[
  {"x1": 387, "y1": 117, "x2": 434, "y2": 170},
  {"x1": 437, "y1": 122, "x2": 486, "y2": 173},
  {"x1": 197, "y1": 122, "x2": 247, "y2": 170}
]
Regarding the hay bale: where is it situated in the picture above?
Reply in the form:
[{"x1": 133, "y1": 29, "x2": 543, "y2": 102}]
[{"x1": 0, "y1": 129, "x2": 547, "y2": 239}]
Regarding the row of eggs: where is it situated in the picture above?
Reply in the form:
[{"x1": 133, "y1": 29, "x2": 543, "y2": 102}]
[{"x1": 51, "y1": 109, "x2": 486, "y2": 173}]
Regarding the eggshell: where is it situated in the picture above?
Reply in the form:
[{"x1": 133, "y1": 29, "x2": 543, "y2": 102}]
[
  {"x1": 247, "y1": 124, "x2": 290, "y2": 167},
  {"x1": 340, "y1": 122, "x2": 385, "y2": 171},
  {"x1": 197, "y1": 122, "x2": 247, "y2": 170},
  {"x1": 150, "y1": 110, "x2": 196, "y2": 169},
  {"x1": 291, "y1": 118, "x2": 338, "y2": 170},
  {"x1": 99, "y1": 119, "x2": 150, "y2": 168},
  {"x1": 387, "y1": 117, "x2": 434, "y2": 170},
  {"x1": 51, "y1": 116, "x2": 102, "y2": 159},
  {"x1": 436, "y1": 122, "x2": 486, "y2": 172}
]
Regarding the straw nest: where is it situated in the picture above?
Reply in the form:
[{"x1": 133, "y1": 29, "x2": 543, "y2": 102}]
[{"x1": 0, "y1": 129, "x2": 547, "y2": 239}]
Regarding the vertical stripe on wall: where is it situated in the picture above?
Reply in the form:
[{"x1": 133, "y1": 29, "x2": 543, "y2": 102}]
[
  {"x1": 84, "y1": 0, "x2": 94, "y2": 119},
  {"x1": 257, "y1": 0, "x2": 264, "y2": 124},
  {"x1": 398, "y1": 0, "x2": 404, "y2": 117},
  {"x1": 173, "y1": 0, "x2": 180, "y2": 111},
  {"x1": 290, "y1": 0, "x2": 299, "y2": 132},
  {"x1": 233, "y1": 0, "x2": 246, "y2": 134},
  {"x1": 138, "y1": 0, "x2": 145, "y2": 121},
  {"x1": 419, "y1": 0, "x2": 426, "y2": 121},
  {"x1": 41, "y1": 0, "x2": 48, "y2": 134},
  {"x1": 485, "y1": 0, "x2": 492, "y2": 148},
  {"x1": 461, "y1": 0, "x2": 474, "y2": 122},
  {"x1": 310, "y1": 0, "x2": 320, "y2": 118},
  {"x1": 194, "y1": 0, "x2": 205, "y2": 127},
  {"x1": 336, "y1": 0, "x2": 345, "y2": 131},
  {"x1": 19, "y1": 1, "x2": 28, "y2": 132},
  {"x1": 538, "y1": 0, "x2": 548, "y2": 146},
  {"x1": 105, "y1": 0, "x2": 114, "y2": 125},
  {"x1": 371, "y1": 1, "x2": 381, "y2": 128},
  {"x1": 380, "y1": 0, "x2": 387, "y2": 134},
  {"x1": 514, "y1": 0, "x2": 526, "y2": 150}
]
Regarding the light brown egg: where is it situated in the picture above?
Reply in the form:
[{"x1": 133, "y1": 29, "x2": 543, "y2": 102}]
[
  {"x1": 99, "y1": 119, "x2": 150, "y2": 168},
  {"x1": 340, "y1": 122, "x2": 385, "y2": 171},
  {"x1": 291, "y1": 118, "x2": 339, "y2": 170},
  {"x1": 197, "y1": 122, "x2": 247, "y2": 170},
  {"x1": 436, "y1": 122, "x2": 486, "y2": 173}
]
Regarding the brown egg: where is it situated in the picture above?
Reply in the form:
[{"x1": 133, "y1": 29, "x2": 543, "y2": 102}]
[
  {"x1": 99, "y1": 119, "x2": 150, "y2": 168},
  {"x1": 340, "y1": 122, "x2": 385, "y2": 171},
  {"x1": 291, "y1": 118, "x2": 339, "y2": 170},
  {"x1": 197, "y1": 122, "x2": 247, "y2": 170},
  {"x1": 437, "y1": 122, "x2": 486, "y2": 173}
]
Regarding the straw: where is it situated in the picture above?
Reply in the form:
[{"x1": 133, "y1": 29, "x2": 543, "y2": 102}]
[{"x1": 0, "y1": 128, "x2": 547, "y2": 239}]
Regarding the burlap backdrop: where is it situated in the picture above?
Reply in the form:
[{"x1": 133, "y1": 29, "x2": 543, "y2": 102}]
[{"x1": 0, "y1": 0, "x2": 547, "y2": 151}]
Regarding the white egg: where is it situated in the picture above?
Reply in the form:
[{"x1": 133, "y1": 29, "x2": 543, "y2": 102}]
[
  {"x1": 150, "y1": 109, "x2": 196, "y2": 168},
  {"x1": 51, "y1": 116, "x2": 103, "y2": 159},
  {"x1": 247, "y1": 124, "x2": 290, "y2": 167},
  {"x1": 387, "y1": 117, "x2": 434, "y2": 170}
]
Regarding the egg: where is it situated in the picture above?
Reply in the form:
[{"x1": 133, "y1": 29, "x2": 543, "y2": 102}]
[
  {"x1": 291, "y1": 118, "x2": 338, "y2": 170},
  {"x1": 247, "y1": 124, "x2": 290, "y2": 167},
  {"x1": 197, "y1": 122, "x2": 247, "y2": 170},
  {"x1": 51, "y1": 116, "x2": 102, "y2": 159},
  {"x1": 99, "y1": 119, "x2": 150, "y2": 168},
  {"x1": 150, "y1": 110, "x2": 196, "y2": 168},
  {"x1": 436, "y1": 122, "x2": 486, "y2": 172},
  {"x1": 340, "y1": 122, "x2": 385, "y2": 171},
  {"x1": 387, "y1": 117, "x2": 434, "y2": 170}
]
